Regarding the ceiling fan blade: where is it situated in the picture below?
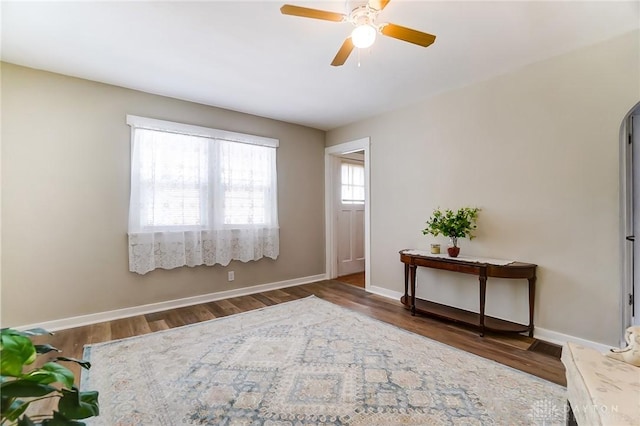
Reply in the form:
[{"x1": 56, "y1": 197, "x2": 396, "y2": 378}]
[
  {"x1": 368, "y1": 0, "x2": 391, "y2": 11},
  {"x1": 280, "y1": 4, "x2": 346, "y2": 22},
  {"x1": 380, "y1": 23, "x2": 436, "y2": 47},
  {"x1": 331, "y1": 38, "x2": 355, "y2": 66}
]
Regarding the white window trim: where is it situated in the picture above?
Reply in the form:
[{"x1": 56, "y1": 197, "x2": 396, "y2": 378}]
[
  {"x1": 325, "y1": 138, "x2": 371, "y2": 290},
  {"x1": 126, "y1": 115, "x2": 279, "y2": 148}
]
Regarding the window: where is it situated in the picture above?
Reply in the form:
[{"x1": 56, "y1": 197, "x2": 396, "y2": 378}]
[
  {"x1": 341, "y1": 161, "x2": 365, "y2": 204},
  {"x1": 127, "y1": 115, "x2": 279, "y2": 274},
  {"x1": 134, "y1": 129, "x2": 210, "y2": 229},
  {"x1": 219, "y1": 140, "x2": 274, "y2": 225}
]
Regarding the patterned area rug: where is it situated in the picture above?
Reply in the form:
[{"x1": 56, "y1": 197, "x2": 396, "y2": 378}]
[{"x1": 82, "y1": 296, "x2": 565, "y2": 425}]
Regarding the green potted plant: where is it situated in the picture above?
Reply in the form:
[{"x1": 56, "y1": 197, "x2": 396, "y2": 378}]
[
  {"x1": 1, "y1": 327, "x2": 99, "y2": 425},
  {"x1": 422, "y1": 207, "x2": 480, "y2": 257}
]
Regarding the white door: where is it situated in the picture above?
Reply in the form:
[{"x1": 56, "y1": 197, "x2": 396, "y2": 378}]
[{"x1": 337, "y1": 159, "x2": 365, "y2": 276}]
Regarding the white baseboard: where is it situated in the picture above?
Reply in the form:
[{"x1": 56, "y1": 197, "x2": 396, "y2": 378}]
[
  {"x1": 367, "y1": 285, "x2": 404, "y2": 301},
  {"x1": 16, "y1": 274, "x2": 326, "y2": 332},
  {"x1": 533, "y1": 327, "x2": 612, "y2": 353},
  {"x1": 365, "y1": 285, "x2": 613, "y2": 352},
  {"x1": 19, "y1": 275, "x2": 616, "y2": 353}
]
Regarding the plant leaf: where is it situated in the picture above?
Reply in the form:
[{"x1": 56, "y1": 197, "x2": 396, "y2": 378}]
[
  {"x1": 55, "y1": 357, "x2": 91, "y2": 370},
  {"x1": 35, "y1": 344, "x2": 61, "y2": 355},
  {"x1": 23, "y1": 362, "x2": 75, "y2": 388},
  {"x1": 1, "y1": 328, "x2": 52, "y2": 338},
  {"x1": 58, "y1": 387, "x2": 99, "y2": 420},
  {"x1": 1, "y1": 328, "x2": 28, "y2": 337},
  {"x1": 20, "y1": 328, "x2": 53, "y2": 337},
  {"x1": 1, "y1": 334, "x2": 37, "y2": 376},
  {"x1": 0, "y1": 380, "x2": 58, "y2": 397}
]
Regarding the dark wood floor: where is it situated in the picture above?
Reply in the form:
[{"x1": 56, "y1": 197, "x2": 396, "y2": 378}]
[
  {"x1": 39, "y1": 280, "x2": 565, "y2": 390},
  {"x1": 337, "y1": 271, "x2": 365, "y2": 288}
]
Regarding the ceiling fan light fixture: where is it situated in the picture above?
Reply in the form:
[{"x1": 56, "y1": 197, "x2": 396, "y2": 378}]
[
  {"x1": 351, "y1": 24, "x2": 377, "y2": 48},
  {"x1": 280, "y1": 1, "x2": 436, "y2": 66}
]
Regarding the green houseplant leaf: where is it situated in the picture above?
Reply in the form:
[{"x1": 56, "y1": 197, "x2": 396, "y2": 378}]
[
  {"x1": 23, "y1": 362, "x2": 75, "y2": 388},
  {"x1": 18, "y1": 328, "x2": 53, "y2": 337},
  {"x1": 0, "y1": 380, "x2": 58, "y2": 397},
  {"x1": 0, "y1": 328, "x2": 52, "y2": 337},
  {"x1": 58, "y1": 387, "x2": 99, "y2": 420},
  {"x1": 0, "y1": 333, "x2": 37, "y2": 376},
  {"x1": 34, "y1": 344, "x2": 61, "y2": 355},
  {"x1": 0, "y1": 328, "x2": 99, "y2": 425},
  {"x1": 54, "y1": 357, "x2": 91, "y2": 370}
]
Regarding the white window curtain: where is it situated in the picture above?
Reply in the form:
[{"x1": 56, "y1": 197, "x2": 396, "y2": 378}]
[{"x1": 127, "y1": 115, "x2": 279, "y2": 274}]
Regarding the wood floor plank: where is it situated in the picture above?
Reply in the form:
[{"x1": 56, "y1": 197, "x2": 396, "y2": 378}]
[
  {"x1": 204, "y1": 301, "x2": 230, "y2": 318},
  {"x1": 160, "y1": 310, "x2": 188, "y2": 329},
  {"x1": 337, "y1": 272, "x2": 365, "y2": 288},
  {"x1": 129, "y1": 315, "x2": 153, "y2": 337},
  {"x1": 226, "y1": 296, "x2": 266, "y2": 312},
  {"x1": 144, "y1": 311, "x2": 166, "y2": 322},
  {"x1": 212, "y1": 299, "x2": 244, "y2": 316},
  {"x1": 262, "y1": 289, "x2": 299, "y2": 303},
  {"x1": 28, "y1": 280, "x2": 565, "y2": 387},
  {"x1": 109, "y1": 318, "x2": 135, "y2": 340},
  {"x1": 250, "y1": 292, "x2": 280, "y2": 307},
  {"x1": 87, "y1": 321, "x2": 112, "y2": 344},
  {"x1": 149, "y1": 319, "x2": 170, "y2": 332},
  {"x1": 172, "y1": 305, "x2": 213, "y2": 325},
  {"x1": 281, "y1": 285, "x2": 314, "y2": 299},
  {"x1": 190, "y1": 304, "x2": 217, "y2": 322}
]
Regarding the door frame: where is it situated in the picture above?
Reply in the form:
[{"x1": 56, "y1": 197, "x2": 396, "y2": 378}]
[
  {"x1": 325, "y1": 137, "x2": 371, "y2": 289},
  {"x1": 620, "y1": 101, "x2": 640, "y2": 342}
]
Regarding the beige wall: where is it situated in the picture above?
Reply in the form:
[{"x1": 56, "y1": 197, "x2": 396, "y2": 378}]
[
  {"x1": 1, "y1": 63, "x2": 326, "y2": 327},
  {"x1": 2, "y1": 30, "x2": 638, "y2": 344},
  {"x1": 327, "y1": 31, "x2": 640, "y2": 345}
]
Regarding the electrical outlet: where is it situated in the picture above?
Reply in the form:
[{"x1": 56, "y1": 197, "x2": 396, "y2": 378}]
[{"x1": 228, "y1": 271, "x2": 235, "y2": 281}]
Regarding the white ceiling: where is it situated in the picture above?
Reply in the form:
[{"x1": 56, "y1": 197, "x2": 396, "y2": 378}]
[{"x1": 2, "y1": 1, "x2": 638, "y2": 130}]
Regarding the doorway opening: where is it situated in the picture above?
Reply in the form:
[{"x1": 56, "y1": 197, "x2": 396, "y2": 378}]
[
  {"x1": 325, "y1": 138, "x2": 371, "y2": 290},
  {"x1": 621, "y1": 101, "x2": 640, "y2": 338}
]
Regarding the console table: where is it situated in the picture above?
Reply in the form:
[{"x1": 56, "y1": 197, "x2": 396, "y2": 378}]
[{"x1": 399, "y1": 249, "x2": 537, "y2": 337}]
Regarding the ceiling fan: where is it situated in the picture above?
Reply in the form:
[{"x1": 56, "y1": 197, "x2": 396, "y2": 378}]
[{"x1": 280, "y1": 0, "x2": 436, "y2": 66}]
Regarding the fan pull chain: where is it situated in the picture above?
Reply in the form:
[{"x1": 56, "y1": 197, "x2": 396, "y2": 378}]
[{"x1": 357, "y1": 48, "x2": 361, "y2": 67}]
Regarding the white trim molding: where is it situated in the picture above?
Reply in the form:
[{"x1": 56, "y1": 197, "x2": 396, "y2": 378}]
[
  {"x1": 126, "y1": 114, "x2": 279, "y2": 147},
  {"x1": 324, "y1": 138, "x2": 371, "y2": 289},
  {"x1": 533, "y1": 327, "x2": 612, "y2": 353},
  {"x1": 367, "y1": 286, "x2": 404, "y2": 301},
  {"x1": 15, "y1": 274, "x2": 325, "y2": 332},
  {"x1": 619, "y1": 102, "x2": 640, "y2": 346}
]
